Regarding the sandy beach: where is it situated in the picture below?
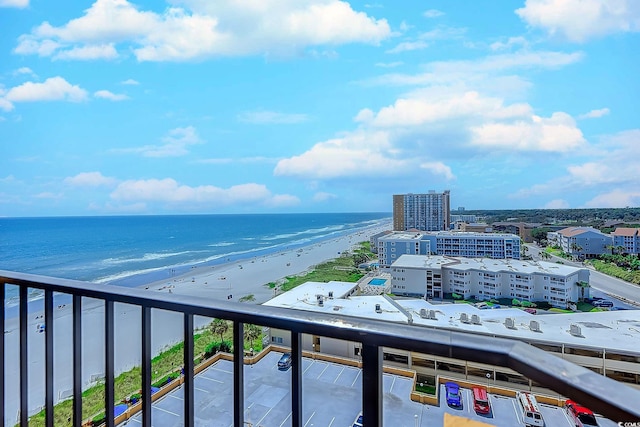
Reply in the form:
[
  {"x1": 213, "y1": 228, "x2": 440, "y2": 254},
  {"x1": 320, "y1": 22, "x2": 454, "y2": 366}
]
[{"x1": 3, "y1": 221, "x2": 390, "y2": 424}]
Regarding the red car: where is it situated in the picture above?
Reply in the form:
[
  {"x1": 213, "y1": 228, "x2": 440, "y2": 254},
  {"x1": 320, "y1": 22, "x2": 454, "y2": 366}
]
[
  {"x1": 472, "y1": 387, "x2": 491, "y2": 414},
  {"x1": 565, "y1": 400, "x2": 598, "y2": 426}
]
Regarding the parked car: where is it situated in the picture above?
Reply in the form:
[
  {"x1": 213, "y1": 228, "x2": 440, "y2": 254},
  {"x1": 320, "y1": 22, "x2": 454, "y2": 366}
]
[
  {"x1": 352, "y1": 412, "x2": 363, "y2": 427},
  {"x1": 444, "y1": 381, "x2": 462, "y2": 408},
  {"x1": 593, "y1": 299, "x2": 613, "y2": 308},
  {"x1": 524, "y1": 308, "x2": 537, "y2": 314},
  {"x1": 565, "y1": 399, "x2": 598, "y2": 426},
  {"x1": 277, "y1": 353, "x2": 292, "y2": 370},
  {"x1": 472, "y1": 386, "x2": 491, "y2": 415}
]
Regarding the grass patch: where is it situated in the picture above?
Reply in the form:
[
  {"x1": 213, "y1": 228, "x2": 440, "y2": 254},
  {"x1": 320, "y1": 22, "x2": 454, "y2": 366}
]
[
  {"x1": 415, "y1": 384, "x2": 436, "y2": 395},
  {"x1": 275, "y1": 242, "x2": 371, "y2": 292},
  {"x1": 589, "y1": 260, "x2": 640, "y2": 285}
]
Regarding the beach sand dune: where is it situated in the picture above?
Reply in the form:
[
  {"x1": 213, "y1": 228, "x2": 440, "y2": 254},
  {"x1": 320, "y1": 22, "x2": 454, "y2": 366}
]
[{"x1": 3, "y1": 222, "x2": 390, "y2": 424}]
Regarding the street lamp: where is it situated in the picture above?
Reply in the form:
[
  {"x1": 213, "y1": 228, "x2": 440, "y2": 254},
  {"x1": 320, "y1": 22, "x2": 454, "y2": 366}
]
[{"x1": 414, "y1": 414, "x2": 418, "y2": 427}]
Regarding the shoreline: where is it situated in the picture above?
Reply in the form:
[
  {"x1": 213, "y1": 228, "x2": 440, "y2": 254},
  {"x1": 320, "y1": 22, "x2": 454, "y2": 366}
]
[{"x1": 3, "y1": 221, "x2": 390, "y2": 424}]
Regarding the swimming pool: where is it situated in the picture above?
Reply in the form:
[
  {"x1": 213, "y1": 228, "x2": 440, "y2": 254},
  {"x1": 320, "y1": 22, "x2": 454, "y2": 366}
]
[{"x1": 368, "y1": 278, "x2": 387, "y2": 286}]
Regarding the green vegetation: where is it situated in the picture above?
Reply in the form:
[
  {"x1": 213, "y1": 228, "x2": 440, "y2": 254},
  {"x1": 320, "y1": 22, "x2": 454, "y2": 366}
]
[
  {"x1": 238, "y1": 294, "x2": 256, "y2": 302},
  {"x1": 415, "y1": 383, "x2": 436, "y2": 395},
  {"x1": 24, "y1": 319, "x2": 260, "y2": 427},
  {"x1": 588, "y1": 259, "x2": 640, "y2": 285},
  {"x1": 275, "y1": 242, "x2": 371, "y2": 292},
  {"x1": 452, "y1": 207, "x2": 640, "y2": 226}
]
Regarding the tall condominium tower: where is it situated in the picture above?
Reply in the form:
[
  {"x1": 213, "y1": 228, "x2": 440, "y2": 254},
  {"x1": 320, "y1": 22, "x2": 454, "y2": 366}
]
[{"x1": 393, "y1": 190, "x2": 451, "y2": 231}]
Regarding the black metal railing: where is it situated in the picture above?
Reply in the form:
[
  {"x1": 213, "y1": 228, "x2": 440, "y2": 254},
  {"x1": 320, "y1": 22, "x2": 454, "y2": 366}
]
[{"x1": 2, "y1": 269, "x2": 640, "y2": 426}]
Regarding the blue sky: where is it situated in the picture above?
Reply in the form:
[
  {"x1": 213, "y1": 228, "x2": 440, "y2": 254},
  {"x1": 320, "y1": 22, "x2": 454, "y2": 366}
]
[{"x1": 1, "y1": 0, "x2": 638, "y2": 216}]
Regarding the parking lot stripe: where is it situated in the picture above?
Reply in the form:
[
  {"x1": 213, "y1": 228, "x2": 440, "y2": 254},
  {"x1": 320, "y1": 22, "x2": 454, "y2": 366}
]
[
  {"x1": 317, "y1": 364, "x2": 329, "y2": 379},
  {"x1": 303, "y1": 411, "x2": 316, "y2": 427},
  {"x1": 196, "y1": 386, "x2": 210, "y2": 393},
  {"x1": 279, "y1": 412, "x2": 292, "y2": 427},
  {"x1": 256, "y1": 406, "x2": 273, "y2": 426},
  {"x1": 168, "y1": 394, "x2": 183, "y2": 401},
  {"x1": 303, "y1": 360, "x2": 315, "y2": 374},
  {"x1": 334, "y1": 367, "x2": 345, "y2": 384},
  {"x1": 351, "y1": 370, "x2": 361, "y2": 387},
  {"x1": 155, "y1": 405, "x2": 180, "y2": 417},
  {"x1": 200, "y1": 375, "x2": 224, "y2": 384},
  {"x1": 389, "y1": 376, "x2": 397, "y2": 394},
  {"x1": 328, "y1": 416, "x2": 335, "y2": 426}
]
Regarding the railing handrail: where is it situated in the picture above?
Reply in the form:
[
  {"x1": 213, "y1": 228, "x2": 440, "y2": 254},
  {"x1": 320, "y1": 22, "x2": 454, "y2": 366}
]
[{"x1": 2, "y1": 269, "x2": 639, "y2": 424}]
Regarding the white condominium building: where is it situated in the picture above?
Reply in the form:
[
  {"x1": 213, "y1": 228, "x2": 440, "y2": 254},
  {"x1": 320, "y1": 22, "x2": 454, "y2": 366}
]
[
  {"x1": 376, "y1": 231, "x2": 521, "y2": 268},
  {"x1": 389, "y1": 254, "x2": 589, "y2": 308}
]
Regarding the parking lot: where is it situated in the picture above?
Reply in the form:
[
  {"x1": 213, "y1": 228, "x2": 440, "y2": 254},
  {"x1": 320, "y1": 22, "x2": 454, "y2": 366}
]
[{"x1": 122, "y1": 351, "x2": 616, "y2": 426}]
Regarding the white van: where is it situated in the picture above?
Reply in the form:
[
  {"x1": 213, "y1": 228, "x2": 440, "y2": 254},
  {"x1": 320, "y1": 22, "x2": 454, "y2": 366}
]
[{"x1": 516, "y1": 392, "x2": 544, "y2": 426}]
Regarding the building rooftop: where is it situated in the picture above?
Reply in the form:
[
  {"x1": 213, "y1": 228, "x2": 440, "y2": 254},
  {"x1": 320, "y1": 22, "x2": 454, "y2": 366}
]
[
  {"x1": 612, "y1": 227, "x2": 639, "y2": 237},
  {"x1": 392, "y1": 254, "x2": 583, "y2": 276},
  {"x1": 558, "y1": 226, "x2": 602, "y2": 237},
  {"x1": 379, "y1": 231, "x2": 520, "y2": 240},
  {"x1": 264, "y1": 281, "x2": 640, "y2": 355}
]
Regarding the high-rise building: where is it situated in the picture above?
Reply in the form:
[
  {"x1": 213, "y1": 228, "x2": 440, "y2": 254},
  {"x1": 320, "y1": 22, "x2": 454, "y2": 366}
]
[{"x1": 393, "y1": 190, "x2": 450, "y2": 231}]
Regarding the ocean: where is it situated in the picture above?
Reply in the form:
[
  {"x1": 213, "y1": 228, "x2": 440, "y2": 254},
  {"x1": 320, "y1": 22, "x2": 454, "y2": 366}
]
[{"x1": 1, "y1": 212, "x2": 390, "y2": 305}]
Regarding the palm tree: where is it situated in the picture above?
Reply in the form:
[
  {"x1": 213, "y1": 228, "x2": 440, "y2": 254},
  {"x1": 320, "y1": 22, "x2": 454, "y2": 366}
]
[
  {"x1": 244, "y1": 324, "x2": 261, "y2": 352},
  {"x1": 540, "y1": 251, "x2": 551, "y2": 261},
  {"x1": 570, "y1": 243, "x2": 583, "y2": 260},
  {"x1": 210, "y1": 318, "x2": 229, "y2": 343}
]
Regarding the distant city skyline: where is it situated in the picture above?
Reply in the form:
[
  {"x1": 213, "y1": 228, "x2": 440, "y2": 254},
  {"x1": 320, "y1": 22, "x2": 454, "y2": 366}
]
[{"x1": 1, "y1": 0, "x2": 638, "y2": 217}]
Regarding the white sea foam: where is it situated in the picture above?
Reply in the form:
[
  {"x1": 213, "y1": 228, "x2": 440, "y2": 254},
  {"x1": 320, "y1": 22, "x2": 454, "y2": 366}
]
[
  {"x1": 208, "y1": 242, "x2": 235, "y2": 247},
  {"x1": 262, "y1": 224, "x2": 346, "y2": 241},
  {"x1": 102, "y1": 251, "x2": 194, "y2": 265}
]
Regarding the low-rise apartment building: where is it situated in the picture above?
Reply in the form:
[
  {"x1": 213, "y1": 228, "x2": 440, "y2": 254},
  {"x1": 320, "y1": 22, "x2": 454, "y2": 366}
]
[
  {"x1": 547, "y1": 227, "x2": 612, "y2": 259},
  {"x1": 389, "y1": 255, "x2": 589, "y2": 308},
  {"x1": 263, "y1": 281, "x2": 640, "y2": 394},
  {"x1": 376, "y1": 231, "x2": 521, "y2": 268},
  {"x1": 612, "y1": 227, "x2": 640, "y2": 255}
]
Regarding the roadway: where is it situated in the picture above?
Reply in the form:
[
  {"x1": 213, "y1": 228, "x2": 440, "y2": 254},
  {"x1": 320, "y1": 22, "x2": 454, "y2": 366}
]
[{"x1": 525, "y1": 244, "x2": 640, "y2": 307}]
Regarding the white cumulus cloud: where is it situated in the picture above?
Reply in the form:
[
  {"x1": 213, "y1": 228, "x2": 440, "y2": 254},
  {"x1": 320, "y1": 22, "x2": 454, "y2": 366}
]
[
  {"x1": 110, "y1": 178, "x2": 296, "y2": 208},
  {"x1": 516, "y1": 0, "x2": 640, "y2": 42},
  {"x1": 0, "y1": 0, "x2": 28, "y2": 8},
  {"x1": 64, "y1": 171, "x2": 118, "y2": 187},
  {"x1": 4, "y1": 77, "x2": 88, "y2": 106},
  {"x1": 578, "y1": 108, "x2": 610, "y2": 119},
  {"x1": 54, "y1": 44, "x2": 118, "y2": 60},
  {"x1": 15, "y1": 0, "x2": 391, "y2": 62},
  {"x1": 94, "y1": 90, "x2": 129, "y2": 101}
]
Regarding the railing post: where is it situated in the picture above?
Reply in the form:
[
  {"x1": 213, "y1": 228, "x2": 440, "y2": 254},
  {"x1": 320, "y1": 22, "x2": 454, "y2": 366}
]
[
  {"x1": 142, "y1": 305, "x2": 152, "y2": 427},
  {"x1": 19, "y1": 286, "x2": 28, "y2": 427},
  {"x1": 45, "y1": 290, "x2": 54, "y2": 427},
  {"x1": 233, "y1": 320, "x2": 244, "y2": 427},
  {"x1": 105, "y1": 300, "x2": 115, "y2": 427},
  {"x1": 291, "y1": 331, "x2": 302, "y2": 427},
  {"x1": 362, "y1": 343, "x2": 382, "y2": 427},
  {"x1": 73, "y1": 295, "x2": 83, "y2": 427},
  {"x1": 183, "y1": 313, "x2": 194, "y2": 427},
  {"x1": 0, "y1": 283, "x2": 4, "y2": 426}
]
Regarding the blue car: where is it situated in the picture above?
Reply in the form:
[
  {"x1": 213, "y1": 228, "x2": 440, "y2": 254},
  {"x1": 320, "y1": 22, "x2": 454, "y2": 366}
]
[{"x1": 445, "y1": 382, "x2": 462, "y2": 408}]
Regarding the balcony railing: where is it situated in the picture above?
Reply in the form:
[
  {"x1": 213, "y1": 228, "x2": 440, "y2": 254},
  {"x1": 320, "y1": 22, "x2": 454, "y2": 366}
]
[{"x1": 2, "y1": 269, "x2": 640, "y2": 426}]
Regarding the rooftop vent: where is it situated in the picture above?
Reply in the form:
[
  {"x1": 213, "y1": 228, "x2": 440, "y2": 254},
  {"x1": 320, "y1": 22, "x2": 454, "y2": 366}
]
[
  {"x1": 471, "y1": 314, "x2": 481, "y2": 325},
  {"x1": 460, "y1": 313, "x2": 470, "y2": 323},
  {"x1": 504, "y1": 317, "x2": 516, "y2": 329},
  {"x1": 529, "y1": 320, "x2": 541, "y2": 332},
  {"x1": 419, "y1": 308, "x2": 428, "y2": 318},
  {"x1": 428, "y1": 310, "x2": 437, "y2": 320},
  {"x1": 328, "y1": 291, "x2": 334, "y2": 299},
  {"x1": 375, "y1": 303, "x2": 382, "y2": 314},
  {"x1": 569, "y1": 324, "x2": 583, "y2": 337},
  {"x1": 318, "y1": 296, "x2": 324, "y2": 307}
]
